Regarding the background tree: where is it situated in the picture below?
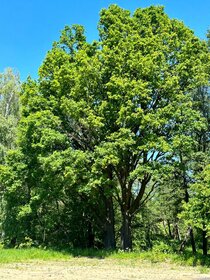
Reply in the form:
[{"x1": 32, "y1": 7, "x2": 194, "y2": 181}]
[
  {"x1": 151, "y1": 28, "x2": 210, "y2": 255},
  {"x1": 180, "y1": 164, "x2": 210, "y2": 255},
  {"x1": 0, "y1": 68, "x2": 20, "y2": 241},
  {"x1": 0, "y1": 68, "x2": 20, "y2": 162}
]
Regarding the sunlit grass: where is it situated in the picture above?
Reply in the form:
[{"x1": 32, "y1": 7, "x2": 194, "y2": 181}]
[
  {"x1": 108, "y1": 249, "x2": 210, "y2": 267},
  {"x1": 0, "y1": 247, "x2": 71, "y2": 263},
  {"x1": 0, "y1": 246, "x2": 209, "y2": 271}
]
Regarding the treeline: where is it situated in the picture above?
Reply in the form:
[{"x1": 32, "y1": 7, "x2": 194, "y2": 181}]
[{"x1": 0, "y1": 5, "x2": 209, "y2": 255}]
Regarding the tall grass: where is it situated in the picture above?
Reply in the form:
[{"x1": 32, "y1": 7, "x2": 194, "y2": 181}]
[{"x1": 0, "y1": 246, "x2": 209, "y2": 269}]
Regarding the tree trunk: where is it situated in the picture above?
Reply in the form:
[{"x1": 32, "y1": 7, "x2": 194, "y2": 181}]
[
  {"x1": 100, "y1": 166, "x2": 116, "y2": 249},
  {"x1": 146, "y1": 226, "x2": 152, "y2": 248},
  {"x1": 167, "y1": 220, "x2": 172, "y2": 238},
  {"x1": 121, "y1": 210, "x2": 132, "y2": 250},
  {"x1": 190, "y1": 228, "x2": 196, "y2": 254},
  {"x1": 173, "y1": 222, "x2": 181, "y2": 241},
  {"x1": 181, "y1": 173, "x2": 196, "y2": 254},
  {"x1": 87, "y1": 221, "x2": 95, "y2": 248},
  {"x1": 202, "y1": 230, "x2": 208, "y2": 256},
  {"x1": 103, "y1": 196, "x2": 116, "y2": 249}
]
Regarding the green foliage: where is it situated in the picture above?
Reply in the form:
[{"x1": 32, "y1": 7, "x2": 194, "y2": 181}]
[
  {"x1": 0, "y1": 68, "x2": 20, "y2": 161},
  {"x1": 0, "y1": 5, "x2": 209, "y2": 253},
  {"x1": 180, "y1": 165, "x2": 210, "y2": 234}
]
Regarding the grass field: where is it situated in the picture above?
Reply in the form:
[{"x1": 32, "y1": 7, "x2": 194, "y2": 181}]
[
  {"x1": 0, "y1": 247, "x2": 209, "y2": 267},
  {"x1": 0, "y1": 248, "x2": 209, "y2": 280}
]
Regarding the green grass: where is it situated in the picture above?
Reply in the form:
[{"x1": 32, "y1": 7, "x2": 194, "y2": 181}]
[
  {"x1": 0, "y1": 246, "x2": 209, "y2": 271},
  {"x1": 109, "y1": 249, "x2": 210, "y2": 267},
  {"x1": 0, "y1": 247, "x2": 71, "y2": 263}
]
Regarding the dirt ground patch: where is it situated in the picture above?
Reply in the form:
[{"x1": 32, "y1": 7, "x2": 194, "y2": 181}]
[{"x1": 0, "y1": 258, "x2": 209, "y2": 280}]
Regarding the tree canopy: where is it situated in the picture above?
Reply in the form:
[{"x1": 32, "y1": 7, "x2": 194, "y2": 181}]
[{"x1": 0, "y1": 5, "x2": 209, "y2": 253}]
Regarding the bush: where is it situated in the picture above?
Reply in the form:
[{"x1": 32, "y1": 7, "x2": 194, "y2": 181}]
[{"x1": 152, "y1": 241, "x2": 173, "y2": 254}]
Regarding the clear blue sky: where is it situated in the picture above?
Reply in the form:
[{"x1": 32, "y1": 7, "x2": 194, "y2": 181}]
[{"x1": 0, "y1": 0, "x2": 209, "y2": 81}]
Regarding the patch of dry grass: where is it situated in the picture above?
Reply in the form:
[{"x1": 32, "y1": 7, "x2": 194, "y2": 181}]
[{"x1": 0, "y1": 258, "x2": 210, "y2": 280}]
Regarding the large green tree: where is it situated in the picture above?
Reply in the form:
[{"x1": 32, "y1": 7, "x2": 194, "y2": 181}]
[
  {"x1": 1, "y1": 6, "x2": 209, "y2": 250},
  {"x1": 92, "y1": 5, "x2": 208, "y2": 249}
]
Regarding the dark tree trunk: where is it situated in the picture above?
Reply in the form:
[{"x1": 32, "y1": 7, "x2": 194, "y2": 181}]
[
  {"x1": 190, "y1": 228, "x2": 196, "y2": 254},
  {"x1": 103, "y1": 196, "x2": 116, "y2": 249},
  {"x1": 146, "y1": 226, "x2": 152, "y2": 248},
  {"x1": 121, "y1": 210, "x2": 132, "y2": 250},
  {"x1": 101, "y1": 166, "x2": 116, "y2": 250},
  {"x1": 87, "y1": 221, "x2": 95, "y2": 248},
  {"x1": 202, "y1": 230, "x2": 208, "y2": 256},
  {"x1": 173, "y1": 222, "x2": 181, "y2": 241},
  {"x1": 181, "y1": 175, "x2": 196, "y2": 254},
  {"x1": 167, "y1": 220, "x2": 172, "y2": 238}
]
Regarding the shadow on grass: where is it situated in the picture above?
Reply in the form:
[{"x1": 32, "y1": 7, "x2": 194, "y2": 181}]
[
  {"x1": 176, "y1": 250, "x2": 210, "y2": 267},
  {"x1": 50, "y1": 247, "x2": 115, "y2": 259}
]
